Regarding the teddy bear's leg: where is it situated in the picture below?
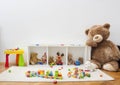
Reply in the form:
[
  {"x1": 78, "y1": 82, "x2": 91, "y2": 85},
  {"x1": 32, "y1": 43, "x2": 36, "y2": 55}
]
[
  {"x1": 103, "y1": 61, "x2": 119, "y2": 71},
  {"x1": 90, "y1": 60, "x2": 102, "y2": 69}
]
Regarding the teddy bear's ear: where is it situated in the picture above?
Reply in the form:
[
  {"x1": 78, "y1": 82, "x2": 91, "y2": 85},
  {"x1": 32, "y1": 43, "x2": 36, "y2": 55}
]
[
  {"x1": 85, "y1": 29, "x2": 89, "y2": 35},
  {"x1": 103, "y1": 23, "x2": 110, "y2": 29}
]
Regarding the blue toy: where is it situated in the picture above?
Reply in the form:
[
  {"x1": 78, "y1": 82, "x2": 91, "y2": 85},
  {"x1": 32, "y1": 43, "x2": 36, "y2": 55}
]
[
  {"x1": 74, "y1": 60, "x2": 80, "y2": 66},
  {"x1": 37, "y1": 62, "x2": 43, "y2": 65}
]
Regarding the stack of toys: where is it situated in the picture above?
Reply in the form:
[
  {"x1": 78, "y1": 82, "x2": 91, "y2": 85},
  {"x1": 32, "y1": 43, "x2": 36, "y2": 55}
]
[
  {"x1": 67, "y1": 68, "x2": 91, "y2": 79},
  {"x1": 25, "y1": 69, "x2": 63, "y2": 80}
]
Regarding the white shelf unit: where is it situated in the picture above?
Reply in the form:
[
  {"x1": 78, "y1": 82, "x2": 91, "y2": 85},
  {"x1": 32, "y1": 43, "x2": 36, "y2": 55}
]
[{"x1": 27, "y1": 45, "x2": 91, "y2": 66}]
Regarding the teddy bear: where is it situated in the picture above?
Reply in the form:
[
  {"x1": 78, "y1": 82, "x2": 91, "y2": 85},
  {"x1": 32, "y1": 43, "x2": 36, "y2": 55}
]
[
  {"x1": 48, "y1": 56, "x2": 55, "y2": 65},
  {"x1": 78, "y1": 57, "x2": 83, "y2": 64},
  {"x1": 56, "y1": 52, "x2": 64, "y2": 65},
  {"x1": 68, "y1": 53, "x2": 74, "y2": 65},
  {"x1": 29, "y1": 52, "x2": 41, "y2": 65},
  {"x1": 85, "y1": 23, "x2": 120, "y2": 71}
]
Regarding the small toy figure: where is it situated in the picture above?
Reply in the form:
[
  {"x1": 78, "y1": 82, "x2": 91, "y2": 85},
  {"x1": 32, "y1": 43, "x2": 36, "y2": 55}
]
[
  {"x1": 41, "y1": 52, "x2": 47, "y2": 64},
  {"x1": 73, "y1": 68, "x2": 78, "y2": 76},
  {"x1": 56, "y1": 52, "x2": 64, "y2": 65},
  {"x1": 68, "y1": 53, "x2": 74, "y2": 65},
  {"x1": 74, "y1": 60, "x2": 80, "y2": 66},
  {"x1": 48, "y1": 56, "x2": 55, "y2": 65},
  {"x1": 74, "y1": 57, "x2": 83, "y2": 66},
  {"x1": 54, "y1": 70, "x2": 63, "y2": 79}
]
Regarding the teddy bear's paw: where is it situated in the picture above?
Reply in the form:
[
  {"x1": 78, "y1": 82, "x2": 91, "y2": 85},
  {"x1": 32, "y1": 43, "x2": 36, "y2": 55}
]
[
  {"x1": 90, "y1": 60, "x2": 101, "y2": 68},
  {"x1": 103, "y1": 64, "x2": 116, "y2": 71},
  {"x1": 90, "y1": 63, "x2": 99, "y2": 69},
  {"x1": 103, "y1": 61, "x2": 119, "y2": 71}
]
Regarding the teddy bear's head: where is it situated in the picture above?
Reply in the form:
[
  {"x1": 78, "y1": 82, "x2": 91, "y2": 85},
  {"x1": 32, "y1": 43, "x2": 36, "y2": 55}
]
[
  {"x1": 30, "y1": 52, "x2": 38, "y2": 65},
  {"x1": 85, "y1": 23, "x2": 110, "y2": 47},
  {"x1": 48, "y1": 56, "x2": 54, "y2": 65}
]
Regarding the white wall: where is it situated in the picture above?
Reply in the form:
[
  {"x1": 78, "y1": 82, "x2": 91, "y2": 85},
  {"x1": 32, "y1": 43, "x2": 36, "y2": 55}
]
[{"x1": 0, "y1": 0, "x2": 120, "y2": 62}]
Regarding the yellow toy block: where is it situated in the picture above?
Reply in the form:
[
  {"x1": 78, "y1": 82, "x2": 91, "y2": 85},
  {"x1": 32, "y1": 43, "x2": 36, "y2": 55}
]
[{"x1": 4, "y1": 49, "x2": 24, "y2": 54}]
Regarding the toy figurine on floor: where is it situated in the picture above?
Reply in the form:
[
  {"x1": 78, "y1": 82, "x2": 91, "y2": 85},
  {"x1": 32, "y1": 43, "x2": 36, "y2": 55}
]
[{"x1": 56, "y1": 52, "x2": 64, "y2": 65}]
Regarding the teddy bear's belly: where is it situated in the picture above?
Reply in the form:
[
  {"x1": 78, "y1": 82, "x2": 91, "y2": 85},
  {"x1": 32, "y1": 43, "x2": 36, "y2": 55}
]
[{"x1": 91, "y1": 47, "x2": 114, "y2": 64}]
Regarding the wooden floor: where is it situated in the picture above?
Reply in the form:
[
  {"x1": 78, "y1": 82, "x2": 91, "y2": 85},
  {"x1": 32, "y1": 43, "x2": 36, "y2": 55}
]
[{"x1": 0, "y1": 63, "x2": 120, "y2": 85}]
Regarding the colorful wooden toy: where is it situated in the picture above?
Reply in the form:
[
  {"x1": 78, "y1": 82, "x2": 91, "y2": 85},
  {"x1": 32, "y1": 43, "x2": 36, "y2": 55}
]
[{"x1": 4, "y1": 49, "x2": 24, "y2": 68}]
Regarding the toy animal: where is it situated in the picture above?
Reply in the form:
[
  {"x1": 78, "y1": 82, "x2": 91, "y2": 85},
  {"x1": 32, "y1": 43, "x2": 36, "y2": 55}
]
[
  {"x1": 48, "y1": 56, "x2": 55, "y2": 66},
  {"x1": 29, "y1": 52, "x2": 41, "y2": 65},
  {"x1": 56, "y1": 52, "x2": 64, "y2": 65},
  {"x1": 41, "y1": 52, "x2": 47, "y2": 64},
  {"x1": 68, "y1": 53, "x2": 74, "y2": 65},
  {"x1": 85, "y1": 23, "x2": 120, "y2": 71}
]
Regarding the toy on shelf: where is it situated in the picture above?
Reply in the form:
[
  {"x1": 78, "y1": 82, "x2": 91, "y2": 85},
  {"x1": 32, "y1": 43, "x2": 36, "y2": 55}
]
[
  {"x1": 56, "y1": 52, "x2": 64, "y2": 65},
  {"x1": 74, "y1": 60, "x2": 81, "y2": 66},
  {"x1": 4, "y1": 48, "x2": 24, "y2": 68},
  {"x1": 30, "y1": 52, "x2": 47, "y2": 65},
  {"x1": 78, "y1": 57, "x2": 83, "y2": 64},
  {"x1": 29, "y1": 52, "x2": 42, "y2": 65},
  {"x1": 68, "y1": 53, "x2": 74, "y2": 65},
  {"x1": 74, "y1": 57, "x2": 83, "y2": 66},
  {"x1": 25, "y1": 69, "x2": 63, "y2": 80},
  {"x1": 41, "y1": 52, "x2": 47, "y2": 64},
  {"x1": 48, "y1": 56, "x2": 55, "y2": 66},
  {"x1": 67, "y1": 67, "x2": 91, "y2": 79}
]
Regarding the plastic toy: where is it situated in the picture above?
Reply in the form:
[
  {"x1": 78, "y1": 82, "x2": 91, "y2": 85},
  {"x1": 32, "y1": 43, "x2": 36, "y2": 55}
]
[
  {"x1": 53, "y1": 80, "x2": 57, "y2": 84},
  {"x1": 56, "y1": 52, "x2": 64, "y2": 65},
  {"x1": 74, "y1": 60, "x2": 80, "y2": 66},
  {"x1": 4, "y1": 48, "x2": 24, "y2": 67},
  {"x1": 37, "y1": 62, "x2": 43, "y2": 65},
  {"x1": 25, "y1": 69, "x2": 63, "y2": 80},
  {"x1": 74, "y1": 57, "x2": 83, "y2": 66},
  {"x1": 67, "y1": 67, "x2": 91, "y2": 79},
  {"x1": 8, "y1": 70, "x2": 11, "y2": 73}
]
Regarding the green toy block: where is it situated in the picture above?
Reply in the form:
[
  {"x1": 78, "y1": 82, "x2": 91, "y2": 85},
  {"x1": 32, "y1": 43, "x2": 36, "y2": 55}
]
[{"x1": 18, "y1": 54, "x2": 25, "y2": 66}]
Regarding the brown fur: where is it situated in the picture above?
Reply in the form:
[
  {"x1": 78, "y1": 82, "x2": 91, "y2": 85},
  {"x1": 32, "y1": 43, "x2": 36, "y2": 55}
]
[
  {"x1": 85, "y1": 23, "x2": 120, "y2": 71},
  {"x1": 29, "y1": 52, "x2": 41, "y2": 65},
  {"x1": 68, "y1": 53, "x2": 74, "y2": 65}
]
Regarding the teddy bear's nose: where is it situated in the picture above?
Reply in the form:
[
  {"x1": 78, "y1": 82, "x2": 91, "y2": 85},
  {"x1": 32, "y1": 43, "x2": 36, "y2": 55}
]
[{"x1": 95, "y1": 36, "x2": 99, "y2": 39}]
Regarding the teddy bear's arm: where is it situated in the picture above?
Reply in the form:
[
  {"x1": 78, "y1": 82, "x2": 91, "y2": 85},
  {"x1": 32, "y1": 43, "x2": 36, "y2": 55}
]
[{"x1": 107, "y1": 40, "x2": 120, "y2": 60}]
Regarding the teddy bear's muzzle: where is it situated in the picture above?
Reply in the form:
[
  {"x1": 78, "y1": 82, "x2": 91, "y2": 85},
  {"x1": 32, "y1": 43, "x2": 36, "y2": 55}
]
[{"x1": 93, "y1": 34, "x2": 103, "y2": 43}]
